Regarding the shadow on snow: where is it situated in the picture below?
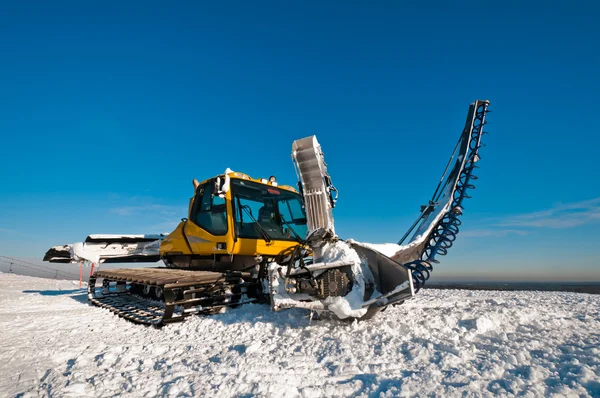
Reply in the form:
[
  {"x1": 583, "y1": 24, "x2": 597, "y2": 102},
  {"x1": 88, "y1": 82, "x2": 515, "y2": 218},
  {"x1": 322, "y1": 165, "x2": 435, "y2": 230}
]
[{"x1": 23, "y1": 289, "x2": 88, "y2": 304}]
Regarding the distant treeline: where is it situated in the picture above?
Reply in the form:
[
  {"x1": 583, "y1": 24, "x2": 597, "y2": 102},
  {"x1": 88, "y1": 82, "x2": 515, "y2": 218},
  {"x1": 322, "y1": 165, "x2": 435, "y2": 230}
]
[{"x1": 426, "y1": 282, "x2": 600, "y2": 295}]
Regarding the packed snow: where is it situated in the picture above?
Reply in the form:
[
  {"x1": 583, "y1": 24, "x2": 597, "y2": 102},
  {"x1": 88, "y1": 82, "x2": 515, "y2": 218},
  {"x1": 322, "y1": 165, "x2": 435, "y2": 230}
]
[{"x1": 1, "y1": 273, "x2": 599, "y2": 397}]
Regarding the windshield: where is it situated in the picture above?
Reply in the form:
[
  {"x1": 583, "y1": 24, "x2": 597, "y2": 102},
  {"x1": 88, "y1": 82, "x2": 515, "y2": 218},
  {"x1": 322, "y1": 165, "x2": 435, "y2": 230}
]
[{"x1": 231, "y1": 179, "x2": 307, "y2": 242}]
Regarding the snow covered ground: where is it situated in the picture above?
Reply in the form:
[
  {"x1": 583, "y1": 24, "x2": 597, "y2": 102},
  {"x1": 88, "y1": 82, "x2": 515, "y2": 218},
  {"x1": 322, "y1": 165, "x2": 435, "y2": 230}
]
[{"x1": 1, "y1": 273, "x2": 599, "y2": 398}]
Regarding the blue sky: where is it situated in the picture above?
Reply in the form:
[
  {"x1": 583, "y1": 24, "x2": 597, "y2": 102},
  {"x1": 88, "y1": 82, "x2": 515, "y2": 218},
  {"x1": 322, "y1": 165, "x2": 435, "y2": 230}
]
[{"x1": 1, "y1": 1, "x2": 598, "y2": 281}]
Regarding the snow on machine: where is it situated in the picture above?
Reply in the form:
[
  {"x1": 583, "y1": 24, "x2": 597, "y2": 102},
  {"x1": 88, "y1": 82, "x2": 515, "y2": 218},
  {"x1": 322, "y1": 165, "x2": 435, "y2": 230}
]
[{"x1": 44, "y1": 100, "x2": 490, "y2": 326}]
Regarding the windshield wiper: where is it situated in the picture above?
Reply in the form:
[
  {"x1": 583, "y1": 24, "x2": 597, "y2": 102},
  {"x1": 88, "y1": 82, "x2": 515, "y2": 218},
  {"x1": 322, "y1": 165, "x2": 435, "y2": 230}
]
[
  {"x1": 241, "y1": 205, "x2": 272, "y2": 243},
  {"x1": 280, "y1": 215, "x2": 305, "y2": 243}
]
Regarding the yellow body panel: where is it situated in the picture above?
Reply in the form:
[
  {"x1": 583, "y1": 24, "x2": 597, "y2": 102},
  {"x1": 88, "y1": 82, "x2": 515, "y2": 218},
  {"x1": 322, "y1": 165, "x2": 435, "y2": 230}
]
[
  {"x1": 160, "y1": 171, "x2": 302, "y2": 259},
  {"x1": 159, "y1": 221, "x2": 193, "y2": 255}
]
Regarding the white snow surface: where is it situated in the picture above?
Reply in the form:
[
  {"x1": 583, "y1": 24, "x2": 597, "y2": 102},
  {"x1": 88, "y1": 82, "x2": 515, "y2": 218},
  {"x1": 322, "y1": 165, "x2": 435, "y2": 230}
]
[{"x1": 1, "y1": 273, "x2": 600, "y2": 398}]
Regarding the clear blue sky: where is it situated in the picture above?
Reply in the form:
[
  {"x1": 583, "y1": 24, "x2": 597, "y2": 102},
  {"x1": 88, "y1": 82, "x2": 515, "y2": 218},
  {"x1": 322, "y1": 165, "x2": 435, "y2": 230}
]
[{"x1": 1, "y1": 1, "x2": 598, "y2": 282}]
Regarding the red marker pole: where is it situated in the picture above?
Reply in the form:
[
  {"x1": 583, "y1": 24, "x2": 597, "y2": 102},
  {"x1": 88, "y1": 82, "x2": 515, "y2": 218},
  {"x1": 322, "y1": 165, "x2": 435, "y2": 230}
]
[
  {"x1": 90, "y1": 262, "x2": 95, "y2": 277},
  {"x1": 79, "y1": 262, "x2": 83, "y2": 287}
]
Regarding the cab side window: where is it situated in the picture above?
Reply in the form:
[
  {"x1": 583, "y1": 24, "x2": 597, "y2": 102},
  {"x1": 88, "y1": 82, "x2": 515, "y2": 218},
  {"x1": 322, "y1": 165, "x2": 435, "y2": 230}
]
[{"x1": 193, "y1": 182, "x2": 228, "y2": 236}]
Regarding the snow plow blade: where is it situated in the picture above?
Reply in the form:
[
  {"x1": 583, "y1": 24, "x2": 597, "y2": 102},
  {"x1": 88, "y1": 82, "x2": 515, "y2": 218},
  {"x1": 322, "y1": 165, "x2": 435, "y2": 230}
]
[
  {"x1": 88, "y1": 268, "x2": 256, "y2": 327},
  {"x1": 350, "y1": 244, "x2": 414, "y2": 308}
]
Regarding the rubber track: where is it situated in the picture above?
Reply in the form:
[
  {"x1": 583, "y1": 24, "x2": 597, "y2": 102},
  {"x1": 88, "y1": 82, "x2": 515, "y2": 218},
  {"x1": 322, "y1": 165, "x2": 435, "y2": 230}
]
[{"x1": 88, "y1": 268, "x2": 253, "y2": 327}]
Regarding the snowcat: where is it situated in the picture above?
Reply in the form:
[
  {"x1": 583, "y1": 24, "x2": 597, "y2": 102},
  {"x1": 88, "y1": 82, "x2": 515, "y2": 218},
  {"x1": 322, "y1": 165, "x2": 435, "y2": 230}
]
[{"x1": 44, "y1": 100, "x2": 490, "y2": 326}]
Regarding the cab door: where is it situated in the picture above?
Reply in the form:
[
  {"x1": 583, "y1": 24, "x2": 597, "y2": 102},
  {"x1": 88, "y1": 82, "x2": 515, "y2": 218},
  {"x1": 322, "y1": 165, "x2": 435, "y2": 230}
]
[{"x1": 185, "y1": 180, "x2": 231, "y2": 255}]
